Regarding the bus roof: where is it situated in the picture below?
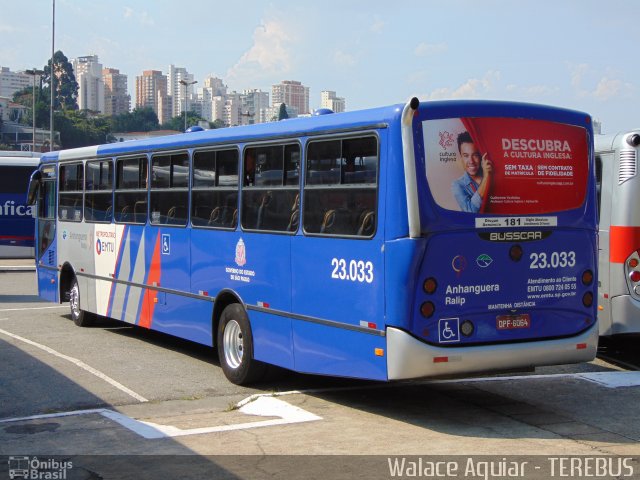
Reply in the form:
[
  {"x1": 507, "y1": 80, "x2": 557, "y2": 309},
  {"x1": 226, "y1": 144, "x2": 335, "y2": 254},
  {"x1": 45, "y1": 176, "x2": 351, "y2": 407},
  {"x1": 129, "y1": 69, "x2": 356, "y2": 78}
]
[{"x1": 39, "y1": 99, "x2": 592, "y2": 163}]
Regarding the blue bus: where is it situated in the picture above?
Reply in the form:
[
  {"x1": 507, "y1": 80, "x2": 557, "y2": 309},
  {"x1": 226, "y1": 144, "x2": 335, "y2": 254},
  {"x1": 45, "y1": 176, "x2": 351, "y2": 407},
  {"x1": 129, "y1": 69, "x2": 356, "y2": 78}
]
[
  {"x1": 27, "y1": 99, "x2": 598, "y2": 384},
  {"x1": 0, "y1": 152, "x2": 39, "y2": 258}
]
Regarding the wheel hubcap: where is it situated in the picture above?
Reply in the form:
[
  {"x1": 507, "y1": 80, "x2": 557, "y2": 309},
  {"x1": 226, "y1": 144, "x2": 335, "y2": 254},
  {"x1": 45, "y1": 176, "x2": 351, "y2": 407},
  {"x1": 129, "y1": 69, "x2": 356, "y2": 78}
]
[
  {"x1": 223, "y1": 319, "x2": 243, "y2": 369},
  {"x1": 70, "y1": 283, "x2": 80, "y2": 318}
]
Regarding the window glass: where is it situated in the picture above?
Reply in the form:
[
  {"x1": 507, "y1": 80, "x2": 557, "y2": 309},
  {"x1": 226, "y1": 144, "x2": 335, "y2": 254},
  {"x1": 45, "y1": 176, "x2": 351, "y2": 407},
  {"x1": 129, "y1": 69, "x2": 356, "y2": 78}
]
[
  {"x1": 86, "y1": 160, "x2": 113, "y2": 191},
  {"x1": 241, "y1": 144, "x2": 300, "y2": 233},
  {"x1": 58, "y1": 163, "x2": 83, "y2": 221},
  {"x1": 0, "y1": 167, "x2": 37, "y2": 194},
  {"x1": 150, "y1": 152, "x2": 189, "y2": 226},
  {"x1": 303, "y1": 136, "x2": 378, "y2": 237},
  {"x1": 115, "y1": 157, "x2": 147, "y2": 224},
  {"x1": 191, "y1": 149, "x2": 239, "y2": 229}
]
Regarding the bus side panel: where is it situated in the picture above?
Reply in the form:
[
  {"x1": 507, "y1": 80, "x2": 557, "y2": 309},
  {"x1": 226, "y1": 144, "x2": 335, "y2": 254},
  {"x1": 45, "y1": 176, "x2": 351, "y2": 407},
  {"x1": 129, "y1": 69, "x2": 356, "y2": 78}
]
[
  {"x1": 292, "y1": 322, "x2": 387, "y2": 380},
  {"x1": 249, "y1": 310, "x2": 294, "y2": 370},
  {"x1": 291, "y1": 236, "x2": 384, "y2": 377},
  {"x1": 191, "y1": 230, "x2": 294, "y2": 367},
  {"x1": 150, "y1": 293, "x2": 213, "y2": 345},
  {"x1": 109, "y1": 225, "x2": 147, "y2": 325}
]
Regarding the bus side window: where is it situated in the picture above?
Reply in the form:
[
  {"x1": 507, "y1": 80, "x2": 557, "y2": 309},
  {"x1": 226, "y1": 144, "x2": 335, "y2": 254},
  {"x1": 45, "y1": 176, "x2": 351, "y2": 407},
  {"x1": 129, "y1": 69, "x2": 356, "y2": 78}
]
[
  {"x1": 58, "y1": 163, "x2": 84, "y2": 222},
  {"x1": 115, "y1": 156, "x2": 148, "y2": 225},
  {"x1": 303, "y1": 136, "x2": 378, "y2": 237},
  {"x1": 85, "y1": 159, "x2": 113, "y2": 223},
  {"x1": 150, "y1": 152, "x2": 190, "y2": 226},
  {"x1": 241, "y1": 144, "x2": 300, "y2": 233},
  {"x1": 192, "y1": 148, "x2": 239, "y2": 229}
]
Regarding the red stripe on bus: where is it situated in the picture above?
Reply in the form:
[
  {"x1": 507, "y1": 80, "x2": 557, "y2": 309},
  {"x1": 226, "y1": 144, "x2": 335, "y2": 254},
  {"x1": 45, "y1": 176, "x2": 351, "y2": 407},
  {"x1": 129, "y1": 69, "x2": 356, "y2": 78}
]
[
  {"x1": 610, "y1": 226, "x2": 640, "y2": 263},
  {"x1": 139, "y1": 232, "x2": 162, "y2": 329},
  {"x1": 0, "y1": 235, "x2": 33, "y2": 240}
]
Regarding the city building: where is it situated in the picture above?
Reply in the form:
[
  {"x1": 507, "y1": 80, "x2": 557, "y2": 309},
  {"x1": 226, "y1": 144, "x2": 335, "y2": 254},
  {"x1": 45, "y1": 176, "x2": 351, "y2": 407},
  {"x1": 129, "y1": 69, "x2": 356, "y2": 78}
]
[
  {"x1": 198, "y1": 76, "x2": 228, "y2": 123},
  {"x1": 240, "y1": 89, "x2": 269, "y2": 125},
  {"x1": 73, "y1": 55, "x2": 105, "y2": 113},
  {"x1": 102, "y1": 68, "x2": 130, "y2": 116},
  {"x1": 0, "y1": 67, "x2": 31, "y2": 99},
  {"x1": 135, "y1": 70, "x2": 169, "y2": 124},
  {"x1": 320, "y1": 90, "x2": 346, "y2": 113},
  {"x1": 168, "y1": 65, "x2": 196, "y2": 119},
  {"x1": 271, "y1": 80, "x2": 309, "y2": 116}
]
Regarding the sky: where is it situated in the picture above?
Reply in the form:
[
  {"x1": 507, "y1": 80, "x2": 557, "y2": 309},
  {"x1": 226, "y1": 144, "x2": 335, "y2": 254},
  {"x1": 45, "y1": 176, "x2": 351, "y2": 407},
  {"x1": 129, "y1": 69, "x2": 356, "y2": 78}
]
[{"x1": 1, "y1": 0, "x2": 637, "y2": 134}]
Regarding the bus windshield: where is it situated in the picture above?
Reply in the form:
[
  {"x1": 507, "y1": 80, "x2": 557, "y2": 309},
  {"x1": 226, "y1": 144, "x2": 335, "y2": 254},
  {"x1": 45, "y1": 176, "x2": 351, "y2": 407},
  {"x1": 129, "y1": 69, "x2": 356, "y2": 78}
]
[{"x1": 422, "y1": 117, "x2": 588, "y2": 214}]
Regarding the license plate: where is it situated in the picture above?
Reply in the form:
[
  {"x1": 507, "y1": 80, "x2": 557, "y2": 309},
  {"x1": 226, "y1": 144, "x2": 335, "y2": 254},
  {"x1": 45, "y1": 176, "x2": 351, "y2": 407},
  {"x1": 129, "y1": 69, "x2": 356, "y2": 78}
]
[{"x1": 496, "y1": 314, "x2": 531, "y2": 330}]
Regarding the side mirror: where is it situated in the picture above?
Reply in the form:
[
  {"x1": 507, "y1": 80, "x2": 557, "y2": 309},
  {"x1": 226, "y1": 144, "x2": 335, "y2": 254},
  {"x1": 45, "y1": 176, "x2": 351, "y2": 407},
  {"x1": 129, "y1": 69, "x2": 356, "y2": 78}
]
[{"x1": 27, "y1": 170, "x2": 42, "y2": 206}]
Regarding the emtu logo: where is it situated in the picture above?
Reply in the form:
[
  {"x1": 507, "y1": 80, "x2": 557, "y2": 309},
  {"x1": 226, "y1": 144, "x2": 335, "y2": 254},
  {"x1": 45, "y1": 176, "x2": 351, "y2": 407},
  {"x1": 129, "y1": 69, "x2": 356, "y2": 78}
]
[{"x1": 0, "y1": 200, "x2": 35, "y2": 217}]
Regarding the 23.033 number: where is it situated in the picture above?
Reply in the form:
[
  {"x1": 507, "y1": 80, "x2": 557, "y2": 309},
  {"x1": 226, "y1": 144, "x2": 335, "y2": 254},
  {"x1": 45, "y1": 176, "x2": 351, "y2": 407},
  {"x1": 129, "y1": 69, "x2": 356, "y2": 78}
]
[{"x1": 331, "y1": 258, "x2": 374, "y2": 283}]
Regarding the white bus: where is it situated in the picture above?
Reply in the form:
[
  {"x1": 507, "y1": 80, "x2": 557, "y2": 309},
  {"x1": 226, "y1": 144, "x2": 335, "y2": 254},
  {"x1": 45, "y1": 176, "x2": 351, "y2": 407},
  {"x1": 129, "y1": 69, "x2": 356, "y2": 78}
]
[{"x1": 595, "y1": 130, "x2": 640, "y2": 336}]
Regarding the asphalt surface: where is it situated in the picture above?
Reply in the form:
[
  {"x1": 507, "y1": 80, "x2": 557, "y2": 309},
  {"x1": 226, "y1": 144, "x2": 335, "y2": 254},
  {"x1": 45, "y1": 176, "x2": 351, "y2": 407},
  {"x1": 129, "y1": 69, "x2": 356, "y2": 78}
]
[{"x1": 0, "y1": 263, "x2": 639, "y2": 479}]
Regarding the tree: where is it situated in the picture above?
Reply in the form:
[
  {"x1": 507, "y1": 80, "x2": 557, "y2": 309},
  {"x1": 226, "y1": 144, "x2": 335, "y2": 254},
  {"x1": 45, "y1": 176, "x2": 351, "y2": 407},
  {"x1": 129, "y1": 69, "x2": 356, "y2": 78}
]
[
  {"x1": 161, "y1": 111, "x2": 206, "y2": 132},
  {"x1": 109, "y1": 107, "x2": 160, "y2": 132},
  {"x1": 54, "y1": 110, "x2": 111, "y2": 149},
  {"x1": 278, "y1": 103, "x2": 289, "y2": 121},
  {"x1": 13, "y1": 86, "x2": 49, "y2": 129},
  {"x1": 43, "y1": 50, "x2": 78, "y2": 111}
]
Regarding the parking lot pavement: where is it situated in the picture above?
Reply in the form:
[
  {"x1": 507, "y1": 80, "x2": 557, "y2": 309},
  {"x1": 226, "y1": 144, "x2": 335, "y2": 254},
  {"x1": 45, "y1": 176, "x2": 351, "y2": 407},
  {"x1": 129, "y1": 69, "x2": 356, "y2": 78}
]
[{"x1": 2, "y1": 368, "x2": 640, "y2": 457}]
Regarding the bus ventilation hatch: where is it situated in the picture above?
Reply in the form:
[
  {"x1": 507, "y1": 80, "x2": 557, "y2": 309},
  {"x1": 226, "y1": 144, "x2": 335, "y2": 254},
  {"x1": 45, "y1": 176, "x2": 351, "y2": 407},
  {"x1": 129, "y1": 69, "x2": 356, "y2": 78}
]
[{"x1": 618, "y1": 149, "x2": 637, "y2": 184}]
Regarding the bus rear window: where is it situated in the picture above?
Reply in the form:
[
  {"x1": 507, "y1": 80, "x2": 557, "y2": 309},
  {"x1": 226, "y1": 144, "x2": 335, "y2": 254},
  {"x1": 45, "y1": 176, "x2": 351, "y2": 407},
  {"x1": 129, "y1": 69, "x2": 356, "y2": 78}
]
[{"x1": 422, "y1": 117, "x2": 589, "y2": 214}]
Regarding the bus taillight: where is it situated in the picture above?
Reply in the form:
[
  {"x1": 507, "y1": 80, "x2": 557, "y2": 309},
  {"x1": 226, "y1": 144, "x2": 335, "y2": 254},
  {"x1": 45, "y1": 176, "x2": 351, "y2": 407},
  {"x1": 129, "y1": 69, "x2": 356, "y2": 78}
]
[
  {"x1": 509, "y1": 244, "x2": 523, "y2": 262},
  {"x1": 582, "y1": 292, "x2": 594, "y2": 307},
  {"x1": 420, "y1": 301, "x2": 435, "y2": 318},
  {"x1": 630, "y1": 271, "x2": 640, "y2": 283},
  {"x1": 581, "y1": 270, "x2": 594, "y2": 285},
  {"x1": 423, "y1": 277, "x2": 437, "y2": 294},
  {"x1": 629, "y1": 258, "x2": 639, "y2": 269}
]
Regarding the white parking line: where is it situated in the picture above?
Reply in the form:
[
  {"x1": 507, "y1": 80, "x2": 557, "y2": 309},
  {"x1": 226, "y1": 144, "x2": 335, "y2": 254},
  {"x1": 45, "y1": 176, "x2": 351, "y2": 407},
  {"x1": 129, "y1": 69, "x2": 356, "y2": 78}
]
[
  {"x1": 0, "y1": 328, "x2": 148, "y2": 403},
  {"x1": 0, "y1": 306, "x2": 68, "y2": 312},
  {"x1": 0, "y1": 395, "x2": 322, "y2": 439}
]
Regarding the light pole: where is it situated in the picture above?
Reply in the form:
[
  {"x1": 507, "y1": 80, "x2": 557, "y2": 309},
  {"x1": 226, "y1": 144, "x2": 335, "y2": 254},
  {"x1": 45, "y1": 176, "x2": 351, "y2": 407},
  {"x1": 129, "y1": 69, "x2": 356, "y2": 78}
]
[
  {"x1": 179, "y1": 79, "x2": 197, "y2": 131},
  {"x1": 25, "y1": 68, "x2": 44, "y2": 152},
  {"x1": 50, "y1": 0, "x2": 55, "y2": 150}
]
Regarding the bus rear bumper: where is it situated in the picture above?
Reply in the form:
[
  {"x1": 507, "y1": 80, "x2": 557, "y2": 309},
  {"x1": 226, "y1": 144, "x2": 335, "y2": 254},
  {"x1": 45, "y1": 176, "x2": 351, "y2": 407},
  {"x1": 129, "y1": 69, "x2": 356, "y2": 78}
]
[{"x1": 386, "y1": 324, "x2": 598, "y2": 380}]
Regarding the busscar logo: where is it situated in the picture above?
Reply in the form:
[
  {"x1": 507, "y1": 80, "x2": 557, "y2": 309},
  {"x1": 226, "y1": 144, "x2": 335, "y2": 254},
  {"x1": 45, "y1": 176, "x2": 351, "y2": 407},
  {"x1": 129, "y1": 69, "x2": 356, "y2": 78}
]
[{"x1": 478, "y1": 231, "x2": 552, "y2": 242}]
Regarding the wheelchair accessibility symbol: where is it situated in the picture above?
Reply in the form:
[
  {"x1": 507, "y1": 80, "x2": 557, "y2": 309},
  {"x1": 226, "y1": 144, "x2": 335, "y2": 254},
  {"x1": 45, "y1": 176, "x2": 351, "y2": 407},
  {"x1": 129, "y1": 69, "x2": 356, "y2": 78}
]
[
  {"x1": 161, "y1": 234, "x2": 170, "y2": 255},
  {"x1": 439, "y1": 318, "x2": 460, "y2": 343}
]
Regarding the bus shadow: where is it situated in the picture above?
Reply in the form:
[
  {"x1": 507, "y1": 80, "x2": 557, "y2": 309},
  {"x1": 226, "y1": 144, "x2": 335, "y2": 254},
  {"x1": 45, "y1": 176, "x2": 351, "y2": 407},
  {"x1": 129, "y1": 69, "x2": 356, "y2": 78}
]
[
  {"x1": 0, "y1": 294, "x2": 45, "y2": 303},
  {"x1": 64, "y1": 315, "x2": 639, "y2": 447},
  {"x1": 298, "y1": 366, "x2": 640, "y2": 446}
]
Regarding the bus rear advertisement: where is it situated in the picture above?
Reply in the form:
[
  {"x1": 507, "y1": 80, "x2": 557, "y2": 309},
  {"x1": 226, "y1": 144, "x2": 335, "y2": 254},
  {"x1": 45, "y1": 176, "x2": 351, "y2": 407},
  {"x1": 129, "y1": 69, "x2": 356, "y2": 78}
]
[{"x1": 28, "y1": 99, "x2": 598, "y2": 384}]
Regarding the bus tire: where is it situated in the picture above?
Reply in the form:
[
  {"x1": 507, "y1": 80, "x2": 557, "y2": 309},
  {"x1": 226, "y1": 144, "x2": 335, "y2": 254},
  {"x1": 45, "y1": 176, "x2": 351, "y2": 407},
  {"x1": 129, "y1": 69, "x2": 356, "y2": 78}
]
[
  {"x1": 69, "y1": 277, "x2": 95, "y2": 327},
  {"x1": 217, "y1": 303, "x2": 266, "y2": 385}
]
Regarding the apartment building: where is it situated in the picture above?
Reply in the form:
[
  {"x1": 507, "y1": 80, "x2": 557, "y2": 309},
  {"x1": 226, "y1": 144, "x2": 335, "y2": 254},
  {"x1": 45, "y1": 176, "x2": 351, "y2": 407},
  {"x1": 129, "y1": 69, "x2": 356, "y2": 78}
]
[
  {"x1": 320, "y1": 90, "x2": 346, "y2": 113},
  {"x1": 135, "y1": 70, "x2": 169, "y2": 124},
  {"x1": 271, "y1": 80, "x2": 309, "y2": 116},
  {"x1": 73, "y1": 55, "x2": 104, "y2": 113},
  {"x1": 0, "y1": 67, "x2": 31, "y2": 99},
  {"x1": 103, "y1": 68, "x2": 130, "y2": 116}
]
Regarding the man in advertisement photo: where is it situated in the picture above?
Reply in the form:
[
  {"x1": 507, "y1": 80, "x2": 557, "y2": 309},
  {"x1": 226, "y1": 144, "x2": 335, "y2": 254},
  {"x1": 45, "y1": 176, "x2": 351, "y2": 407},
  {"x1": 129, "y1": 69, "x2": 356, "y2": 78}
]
[{"x1": 451, "y1": 131, "x2": 494, "y2": 212}]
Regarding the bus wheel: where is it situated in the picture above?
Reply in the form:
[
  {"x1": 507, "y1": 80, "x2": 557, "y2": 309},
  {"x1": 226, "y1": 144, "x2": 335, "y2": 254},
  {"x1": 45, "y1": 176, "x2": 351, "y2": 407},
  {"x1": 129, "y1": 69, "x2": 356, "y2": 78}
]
[
  {"x1": 69, "y1": 277, "x2": 95, "y2": 327},
  {"x1": 217, "y1": 304, "x2": 266, "y2": 385}
]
